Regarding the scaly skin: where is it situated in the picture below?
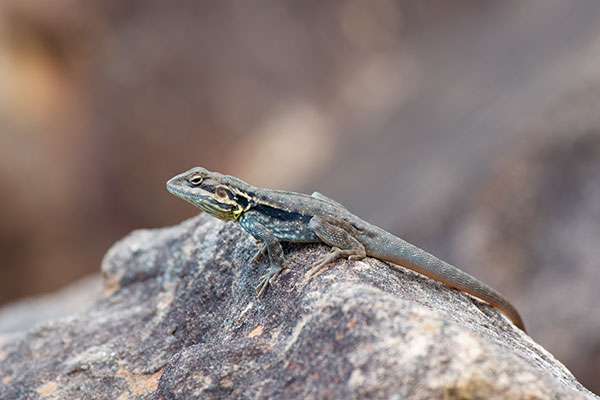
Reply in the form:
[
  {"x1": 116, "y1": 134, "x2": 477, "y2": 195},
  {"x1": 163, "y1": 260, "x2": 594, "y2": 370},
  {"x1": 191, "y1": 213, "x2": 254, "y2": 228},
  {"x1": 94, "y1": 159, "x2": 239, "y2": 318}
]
[{"x1": 167, "y1": 167, "x2": 526, "y2": 332}]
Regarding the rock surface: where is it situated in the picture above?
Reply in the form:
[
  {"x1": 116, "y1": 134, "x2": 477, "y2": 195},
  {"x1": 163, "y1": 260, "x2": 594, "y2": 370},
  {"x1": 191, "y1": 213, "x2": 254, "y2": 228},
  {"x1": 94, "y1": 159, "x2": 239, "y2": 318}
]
[
  {"x1": 1, "y1": 215, "x2": 597, "y2": 399},
  {"x1": 419, "y1": 85, "x2": 600, "y2": 391}
]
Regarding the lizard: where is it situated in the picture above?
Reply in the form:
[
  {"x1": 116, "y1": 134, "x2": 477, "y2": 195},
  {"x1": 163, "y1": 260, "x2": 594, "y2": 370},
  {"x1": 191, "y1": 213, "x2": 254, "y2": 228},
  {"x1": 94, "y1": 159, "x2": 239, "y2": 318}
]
[{"x1": 166, "y1": 167, "x2": 526, "y2": 332}]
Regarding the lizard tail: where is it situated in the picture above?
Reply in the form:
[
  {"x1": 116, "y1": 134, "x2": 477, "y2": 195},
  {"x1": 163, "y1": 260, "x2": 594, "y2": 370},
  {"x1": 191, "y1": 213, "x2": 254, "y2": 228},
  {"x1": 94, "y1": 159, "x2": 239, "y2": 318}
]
[{"x1": 366, "y1": 230, "x2": 526, "y2": 332}]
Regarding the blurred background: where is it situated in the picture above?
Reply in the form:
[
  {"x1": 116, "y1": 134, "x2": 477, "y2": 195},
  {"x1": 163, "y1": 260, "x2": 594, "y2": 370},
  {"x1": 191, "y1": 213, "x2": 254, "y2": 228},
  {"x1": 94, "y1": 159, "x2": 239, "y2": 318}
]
[{"x1": 0, "y1": 0, "x2": 599, "y2": 394}]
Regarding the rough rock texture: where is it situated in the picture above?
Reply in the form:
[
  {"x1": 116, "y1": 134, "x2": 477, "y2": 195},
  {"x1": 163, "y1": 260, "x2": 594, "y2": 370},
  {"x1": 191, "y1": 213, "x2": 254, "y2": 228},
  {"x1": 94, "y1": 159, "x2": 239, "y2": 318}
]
[
  {"x1": 1, "y1": 215, "x2": 597, "y2": 399},
  {"x1": 420, "y1": 84, "x2": 600, "y2": 392}
]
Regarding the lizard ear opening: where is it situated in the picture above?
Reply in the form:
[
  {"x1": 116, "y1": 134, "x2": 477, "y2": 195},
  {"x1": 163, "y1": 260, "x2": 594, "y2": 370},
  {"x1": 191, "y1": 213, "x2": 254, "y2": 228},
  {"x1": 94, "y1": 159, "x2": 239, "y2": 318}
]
[{"x1": 215, "y1": 185, "x2": 233, "y2": 200}]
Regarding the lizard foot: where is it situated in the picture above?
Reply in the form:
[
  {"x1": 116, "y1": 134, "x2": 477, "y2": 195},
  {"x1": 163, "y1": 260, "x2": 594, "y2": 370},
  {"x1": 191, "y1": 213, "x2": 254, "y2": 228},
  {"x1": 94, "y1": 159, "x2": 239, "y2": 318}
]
[
  {"x1": 255, "y1": 265, "x2": 283, "y2": 298},
  {"x1": 308, "y1": 247, "x2": 343, "y2": 277},
  {"x1": 249, "y1": 242, "x2": 267, "y2": 267},
  {"x1": 308, "y1": 247, "x2": 365, "y2": 278}
]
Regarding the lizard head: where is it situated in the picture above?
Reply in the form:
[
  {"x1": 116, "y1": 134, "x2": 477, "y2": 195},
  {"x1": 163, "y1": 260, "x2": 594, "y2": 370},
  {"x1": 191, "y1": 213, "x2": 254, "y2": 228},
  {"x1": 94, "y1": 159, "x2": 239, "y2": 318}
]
[{"x1": 166, "y1": 167, "x2": 251, "y2": 222}]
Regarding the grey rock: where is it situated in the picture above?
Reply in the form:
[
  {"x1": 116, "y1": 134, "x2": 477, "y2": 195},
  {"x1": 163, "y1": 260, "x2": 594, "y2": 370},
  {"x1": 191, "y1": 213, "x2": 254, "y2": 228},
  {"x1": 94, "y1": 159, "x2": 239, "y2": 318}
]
[
  {"x1": 420, "y1": 83, "x2": 600, "y2": 393},
  {"x1": 0, "y1": 214, "x2": 597, "y2": 399}
]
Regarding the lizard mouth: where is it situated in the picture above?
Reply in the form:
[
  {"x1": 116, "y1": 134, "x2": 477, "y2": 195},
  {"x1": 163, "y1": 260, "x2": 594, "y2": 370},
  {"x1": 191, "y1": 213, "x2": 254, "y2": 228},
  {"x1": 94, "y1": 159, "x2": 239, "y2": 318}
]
[{"x1": 166, "y1": 177, "x2": 185, "y2": 197}]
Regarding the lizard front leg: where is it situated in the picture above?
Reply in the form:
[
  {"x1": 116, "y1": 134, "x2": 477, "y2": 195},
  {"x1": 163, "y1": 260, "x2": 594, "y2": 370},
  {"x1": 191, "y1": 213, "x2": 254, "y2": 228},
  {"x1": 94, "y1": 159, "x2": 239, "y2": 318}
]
[
  {"x1": 308, "y1": 215, "x2": 366, "y2": 277},
  {"x1": 249, "y1": 242, "x2": 267, "y2": 266},
  {"x1": 239, "y1": 212, "x2": 286, "y2": 298}
]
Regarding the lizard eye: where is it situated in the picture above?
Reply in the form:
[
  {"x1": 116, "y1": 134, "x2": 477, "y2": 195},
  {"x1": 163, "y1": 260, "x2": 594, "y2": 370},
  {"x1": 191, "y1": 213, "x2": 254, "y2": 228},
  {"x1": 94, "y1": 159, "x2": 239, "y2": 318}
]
[{"x1": 188, "y1": 175, "x2": 203, "y2": 186}]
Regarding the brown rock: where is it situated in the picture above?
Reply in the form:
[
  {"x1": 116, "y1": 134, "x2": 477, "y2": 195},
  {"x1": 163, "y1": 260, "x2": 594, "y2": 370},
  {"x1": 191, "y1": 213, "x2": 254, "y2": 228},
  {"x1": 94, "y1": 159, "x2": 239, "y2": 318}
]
[{"x1": 0, "y1": 215, "x2": 596, "y2": 399}]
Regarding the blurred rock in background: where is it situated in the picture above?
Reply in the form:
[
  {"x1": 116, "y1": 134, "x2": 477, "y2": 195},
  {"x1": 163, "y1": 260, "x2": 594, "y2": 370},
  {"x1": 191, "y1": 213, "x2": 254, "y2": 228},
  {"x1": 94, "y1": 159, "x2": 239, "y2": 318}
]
[{"x1": 0, "y1": 0, "x2": 599, "y2": 394}]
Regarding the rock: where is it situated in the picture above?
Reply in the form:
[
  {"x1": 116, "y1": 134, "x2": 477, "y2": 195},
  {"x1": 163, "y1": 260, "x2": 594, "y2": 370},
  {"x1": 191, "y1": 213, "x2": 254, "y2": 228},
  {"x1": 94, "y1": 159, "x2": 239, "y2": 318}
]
[
  {"x1": 421, "y1": 84, "x2": 600, "y2": 393},
  {"x1": 0, "y1": 214, "x2": 597, "y2": 399}
]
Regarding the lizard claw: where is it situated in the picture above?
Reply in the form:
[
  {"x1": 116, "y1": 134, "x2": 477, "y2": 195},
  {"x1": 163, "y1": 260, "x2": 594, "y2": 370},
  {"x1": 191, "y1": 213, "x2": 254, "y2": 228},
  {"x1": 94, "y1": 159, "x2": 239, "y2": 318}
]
[
  {"x1": 308, "y1": 247, "x2": 366, "y2": 278},
  {"x1": 307, "y1": 248, "x2": 342, "y2": 278},
  {"x1": 249, "y1": 242, "x2": 267, "y2": 267},
  {"x1": 255, "y1": 265, "x2": 283, "y2": 298}
]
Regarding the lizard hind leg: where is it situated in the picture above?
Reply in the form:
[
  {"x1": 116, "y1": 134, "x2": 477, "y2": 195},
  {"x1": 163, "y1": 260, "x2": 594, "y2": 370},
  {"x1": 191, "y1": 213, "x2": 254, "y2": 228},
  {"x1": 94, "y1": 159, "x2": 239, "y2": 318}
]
[{"x1": 308, "y1": 215, "x2": 366, "y2": 277}]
